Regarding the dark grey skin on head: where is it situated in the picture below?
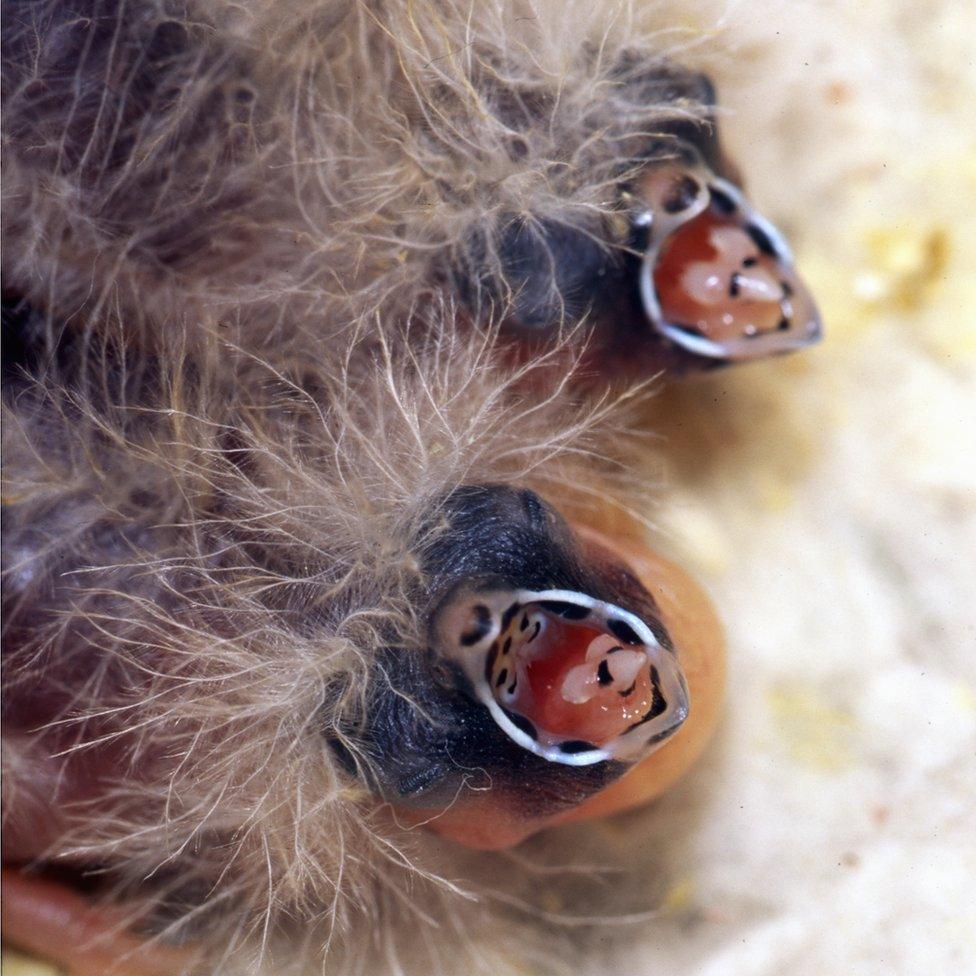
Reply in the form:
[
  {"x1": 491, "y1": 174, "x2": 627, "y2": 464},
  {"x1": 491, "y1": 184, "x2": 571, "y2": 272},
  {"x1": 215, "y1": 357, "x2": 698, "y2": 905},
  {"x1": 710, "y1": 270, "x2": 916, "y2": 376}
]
[{"x1": 331, "y1": 484, "x2": 675, "y2": 820}]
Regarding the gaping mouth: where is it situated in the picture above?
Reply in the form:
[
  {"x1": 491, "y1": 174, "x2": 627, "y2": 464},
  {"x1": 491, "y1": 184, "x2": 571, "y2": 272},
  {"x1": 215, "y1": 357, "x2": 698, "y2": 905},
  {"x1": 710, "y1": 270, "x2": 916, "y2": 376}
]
[
  {"x1": 635, "y1": 146, "x2": 822, "y2": 361},
  {"x1": 435, "y1": 586, "x2": 690, "y2": 766}
]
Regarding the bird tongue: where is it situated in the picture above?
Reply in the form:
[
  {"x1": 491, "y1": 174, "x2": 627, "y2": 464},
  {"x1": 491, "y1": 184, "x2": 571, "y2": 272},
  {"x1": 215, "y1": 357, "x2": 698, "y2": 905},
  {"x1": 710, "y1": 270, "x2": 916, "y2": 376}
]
[
  {"x1": 490, "y1": 607, "x2": 661, "y2": 748},
  {"x1": 634, "y1": 155, "x2": 822, "y2": 361},
  {"x1": 652, "y1": 203, "x2": 819, "y2": 350}
]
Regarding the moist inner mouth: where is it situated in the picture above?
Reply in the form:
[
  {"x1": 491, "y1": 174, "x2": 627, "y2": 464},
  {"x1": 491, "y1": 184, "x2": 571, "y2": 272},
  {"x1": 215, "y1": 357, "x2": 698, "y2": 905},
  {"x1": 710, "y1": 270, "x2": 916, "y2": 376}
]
[
  {"x1": 486, "y1": 601, "x2": 666, "y2": 749},
  {"x1": 440, "y1": 588, "x2": 689, "y2": 766},
  {"x1": 634, "y1": 157, "x2": 823, "y2": 361}
]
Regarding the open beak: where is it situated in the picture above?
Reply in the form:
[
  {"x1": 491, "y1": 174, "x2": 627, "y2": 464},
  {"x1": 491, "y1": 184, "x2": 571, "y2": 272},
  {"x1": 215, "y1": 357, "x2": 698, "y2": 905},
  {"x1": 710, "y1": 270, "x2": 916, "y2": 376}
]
[
  {"x1": 636, "y1": 147, "x2": 822, "y2": 361},
  {"x1": 433, "y1": 585, "x2": 689, "y2": 767},
  {"x1": 344, "y1": 485, "x2": 720, "y2": 850}
]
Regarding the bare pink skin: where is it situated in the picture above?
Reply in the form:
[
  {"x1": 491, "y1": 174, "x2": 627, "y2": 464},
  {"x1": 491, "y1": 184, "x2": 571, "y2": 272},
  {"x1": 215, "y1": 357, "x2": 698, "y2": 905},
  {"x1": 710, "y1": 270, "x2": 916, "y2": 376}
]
[{"x1": 1, "y1": 869, "x2": 199, "y2": 976}]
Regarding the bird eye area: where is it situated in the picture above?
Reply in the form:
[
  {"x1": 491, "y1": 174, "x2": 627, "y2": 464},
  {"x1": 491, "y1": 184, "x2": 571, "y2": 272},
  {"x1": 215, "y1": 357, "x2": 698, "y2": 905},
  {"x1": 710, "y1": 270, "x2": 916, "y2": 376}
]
[{"x1": 435, "y1": 587, "x2": 689, "y2": 766}]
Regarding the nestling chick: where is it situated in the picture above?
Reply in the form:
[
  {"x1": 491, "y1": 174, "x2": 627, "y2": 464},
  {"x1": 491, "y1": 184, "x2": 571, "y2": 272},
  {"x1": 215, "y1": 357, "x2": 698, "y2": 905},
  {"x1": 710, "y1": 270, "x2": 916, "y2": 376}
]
[{"x1": 1, "y1": 1, "x2": 817, "y2": 972}]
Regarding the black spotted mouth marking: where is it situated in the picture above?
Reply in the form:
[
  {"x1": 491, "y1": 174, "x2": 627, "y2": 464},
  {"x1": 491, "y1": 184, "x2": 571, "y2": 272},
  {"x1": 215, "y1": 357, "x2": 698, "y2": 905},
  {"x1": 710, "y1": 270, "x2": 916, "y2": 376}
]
[
  {"x1": 634, "y1": 144, "x2": 823, "y2": 362},
  {"x1": 435, "y1": 586, "x2": 690, "y2": 767},
  {"x1": 461, "y1": 603, "x2": 493, "y2": 646}
]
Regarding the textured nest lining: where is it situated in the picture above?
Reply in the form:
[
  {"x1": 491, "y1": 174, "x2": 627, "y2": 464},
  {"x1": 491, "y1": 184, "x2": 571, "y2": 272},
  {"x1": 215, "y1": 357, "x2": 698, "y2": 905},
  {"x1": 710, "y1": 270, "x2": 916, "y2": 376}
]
[{"x1": 606, "y1": 2, "x2": 976, "y2": 974}]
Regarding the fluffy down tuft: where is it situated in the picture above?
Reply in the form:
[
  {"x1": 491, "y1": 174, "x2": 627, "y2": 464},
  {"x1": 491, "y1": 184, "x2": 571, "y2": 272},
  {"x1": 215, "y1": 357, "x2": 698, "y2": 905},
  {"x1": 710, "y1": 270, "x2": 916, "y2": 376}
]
[{"x1": 2, "y1": 1, "x2": 715, "y2": 971}]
